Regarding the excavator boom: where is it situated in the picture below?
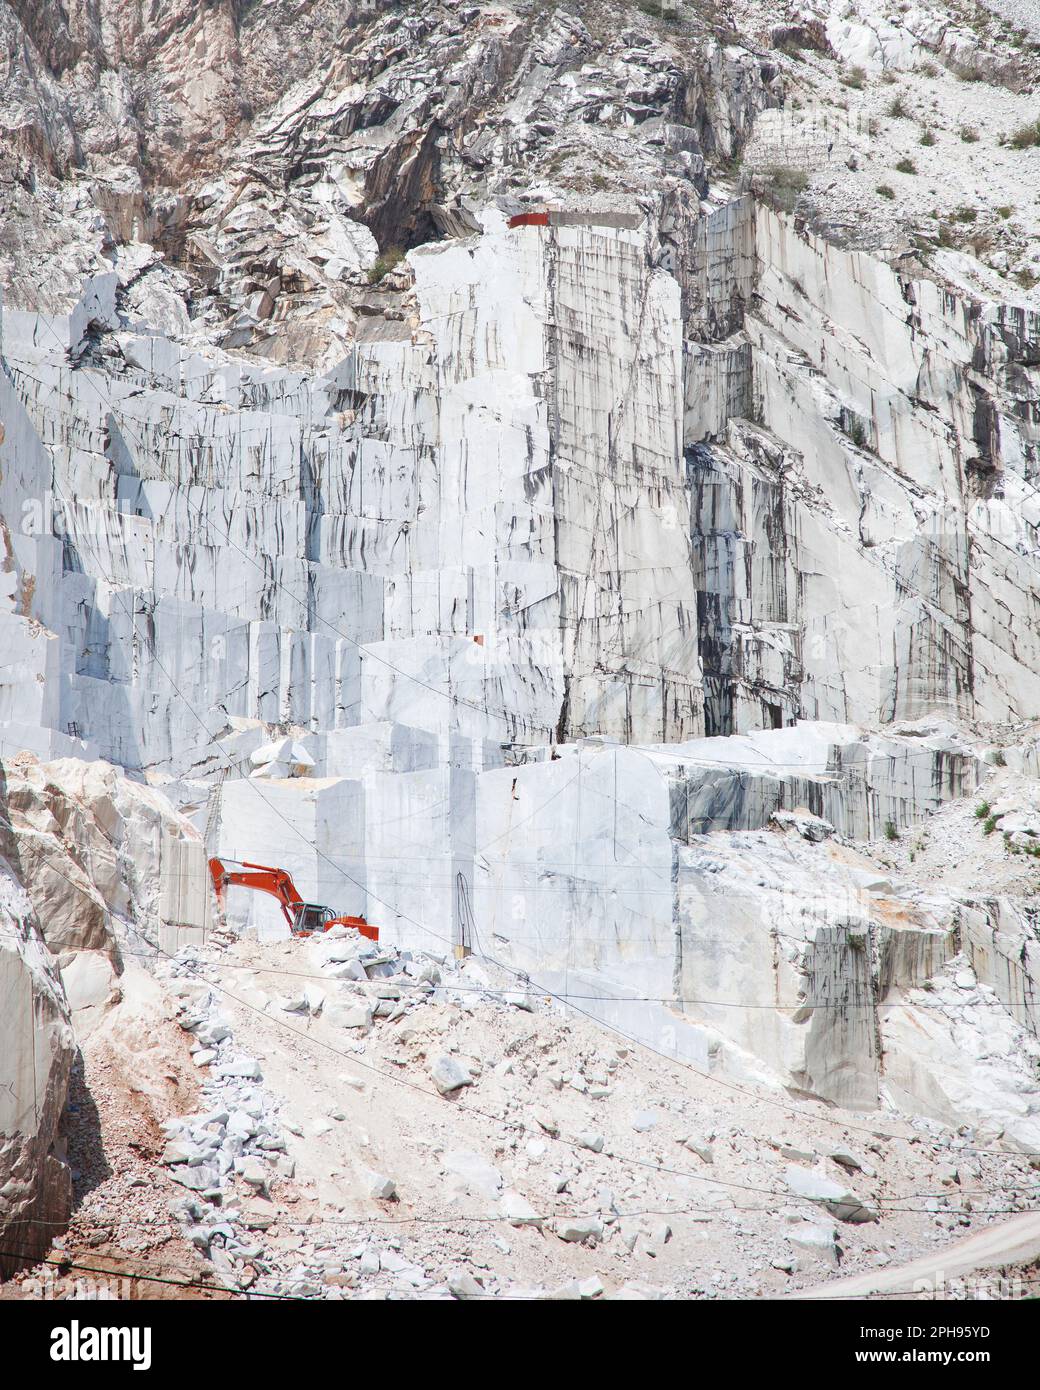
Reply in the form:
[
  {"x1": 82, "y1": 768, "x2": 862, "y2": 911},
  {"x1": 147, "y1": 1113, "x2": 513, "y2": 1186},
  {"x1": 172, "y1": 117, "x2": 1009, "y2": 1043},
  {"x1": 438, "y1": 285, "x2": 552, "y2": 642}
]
[{"x1": 207, "y1": 857, "x2": 378, "y2": 941}]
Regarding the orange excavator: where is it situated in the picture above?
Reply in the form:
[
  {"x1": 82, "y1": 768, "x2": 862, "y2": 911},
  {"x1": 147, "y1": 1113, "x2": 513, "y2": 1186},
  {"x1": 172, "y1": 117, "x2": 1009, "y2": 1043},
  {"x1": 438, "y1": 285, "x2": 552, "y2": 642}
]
[{"x1": 208, "y1": 857, "x2": 379, "y2": 941}]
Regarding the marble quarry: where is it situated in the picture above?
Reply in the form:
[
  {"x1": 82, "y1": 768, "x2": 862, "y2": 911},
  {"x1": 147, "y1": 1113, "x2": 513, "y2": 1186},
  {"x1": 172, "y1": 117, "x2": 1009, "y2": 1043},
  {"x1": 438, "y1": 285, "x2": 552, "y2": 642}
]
[{"x1": 2, "y1": 134, "x2": 1040, "y2": 1255}]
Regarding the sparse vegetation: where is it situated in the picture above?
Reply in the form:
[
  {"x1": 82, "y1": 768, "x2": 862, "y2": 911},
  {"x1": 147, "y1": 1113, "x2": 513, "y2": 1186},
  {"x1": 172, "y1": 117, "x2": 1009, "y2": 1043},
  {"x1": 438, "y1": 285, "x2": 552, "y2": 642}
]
[
  {"x1": 975, "y1": 801, "x2": 991, "y2": 819},
  {"x1": 894, "y1": 157, "x2": 916, "y2": 174},
  {"x1": 996, "y1": 206, "x2": 1013, "y2": 219},
  {"x1": 959, "y1": 125, "x2": 979, "y2": 143},
  {"x1": 953, "y1": 207, "x2": 978, "y2": 222},
  {"x1": 757, "y1": 164, "x2": 809, "y2": 212},
  {"x1": 1009, "y1": 118, "x2": 1040, "y2": 150},
  {"x1": 884, "y1": 821, "x2": 899, "y2": 842},
  {"x1": 919, "y1": 127, "x2": 937, "y2": 146},
  {"x1": 367, "y1": 247, "x2": 405, "y2": 285},
  {"x1": 1010, "y1": 839, "x2": 1040, "y2": 857},
  {"x1": 843, "y1": 411, "x2": 869, "y2": 449},
  {"x1": 887, "y1": 95, "x2": 910, "y2": 119},
  {"x1": 876, "y1": 183, "x2": 896, "y2": 199},
  {"x1": 844, "y1": 66, "x2": 867, "y2": 90},
  {"x1": 984, "y1": 815, "x2": 998, "y2": 835},
  {"x1": 633, "y1": 0, "x2": 685, "y2": 23}
]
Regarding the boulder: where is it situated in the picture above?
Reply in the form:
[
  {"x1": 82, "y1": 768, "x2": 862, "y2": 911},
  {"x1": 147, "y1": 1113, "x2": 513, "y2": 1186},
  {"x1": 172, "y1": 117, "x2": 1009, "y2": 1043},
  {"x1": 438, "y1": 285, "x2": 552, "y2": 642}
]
[
  {"x1": 575, "y1": 1130, "x2": 605, "y2": 1153},
  {"x1": 430, "y1": 1055, "x2": 473, "y2": 1095},
  {"x1": 785, "y1": 1165, "x2": 877, "y2": 1223},
  {"x1": 500, "y1": 1190, "x2": 542, "y2": 1227},
  {"x1": 787, "y1": 1222, "x2": 840, "y2": 1267},
  {"x1": 364, "y1": 1170, "x2": 397, "y2": 1200},
  {"x1": 555, "y1": 1216, "x2": 604, "y2": 1243}
]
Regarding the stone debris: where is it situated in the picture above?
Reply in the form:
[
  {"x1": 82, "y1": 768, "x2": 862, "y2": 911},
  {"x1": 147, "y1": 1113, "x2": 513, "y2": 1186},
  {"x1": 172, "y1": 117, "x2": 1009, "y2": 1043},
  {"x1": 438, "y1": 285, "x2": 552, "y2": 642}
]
[
  {"x1": 500, "y1": 1191, "x2": 542, "y2": 1228},
  {"x1": 785, "y1": 1166, "x2": 878, "y2": 1225},
  {"x1": 430, "y1": 1056, "x2": 475, "y2": 1096},
  {"x1": 555, "y1": 1217, "x2": 605, "y2": 1245},
  {"x1": 364, "y1": 1171, "x2": 398, "y2": 1202},
  {"x1": 575, "y1": 1131, "x2": 606, "y2": 1154},
  {"x1": 787, "y1": 1223, "x2": 841, "y2": 1268}
]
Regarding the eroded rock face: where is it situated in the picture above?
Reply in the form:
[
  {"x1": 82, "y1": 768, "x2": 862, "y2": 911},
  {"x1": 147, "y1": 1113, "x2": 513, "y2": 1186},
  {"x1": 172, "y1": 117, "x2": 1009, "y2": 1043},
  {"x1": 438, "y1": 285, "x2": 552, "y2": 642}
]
[
  {"x1": 0, "y1": 866, "x2": 74, "y2": 1273},
  {"x1": 1, "y1": 753, "x2": 210, "y2": 962},
  {"x1": 0, "y1": 0, "x2": 778, "y2": 358},
  {"x1": 0, "y1": 751, "x2": 210, "y2": 1271},
  {"x1": 0, "y1": 749, "x2": 211, "y2": 1093}
]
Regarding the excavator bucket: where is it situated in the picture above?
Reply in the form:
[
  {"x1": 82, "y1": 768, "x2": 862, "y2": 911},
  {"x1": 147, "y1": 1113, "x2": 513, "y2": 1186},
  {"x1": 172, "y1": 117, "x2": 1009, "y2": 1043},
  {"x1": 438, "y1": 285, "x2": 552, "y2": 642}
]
[{"x1": 333, "y1": 914, "x2": 380, "y2": 943}]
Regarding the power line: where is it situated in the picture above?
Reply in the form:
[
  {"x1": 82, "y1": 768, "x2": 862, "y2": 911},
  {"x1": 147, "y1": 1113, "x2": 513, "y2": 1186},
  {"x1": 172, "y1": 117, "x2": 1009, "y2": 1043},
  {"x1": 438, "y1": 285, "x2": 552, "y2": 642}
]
[
  {"x1": 3, "y1": 925, "x2": 1027, "y2": 1017},
  {"x1": 3, "y1": 754, "x2": 1036, "y2": 1175},
  {"x1": 10, "y1": 335, "x2": 1033, "y2": 760},
  {"x1": 0, "y1": 1245, "x2": 296, "y2": 1299},
  {"x1": 4, "y1": 313, "x2": 1039, "y2": 1202},
  {"x1": 120, "y1": 914, "x2": 1040, "y2": 1209}
]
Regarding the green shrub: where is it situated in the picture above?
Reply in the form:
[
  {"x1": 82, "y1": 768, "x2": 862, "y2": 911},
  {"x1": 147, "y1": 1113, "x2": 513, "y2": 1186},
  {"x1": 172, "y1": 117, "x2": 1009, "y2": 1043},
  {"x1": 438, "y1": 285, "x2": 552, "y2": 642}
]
[
  {"x1": 960, "y1": 125, "x2": 979, "y2": 143},
  {"x1": 876, "y1": 183, "x2": 896, "y2": 199},
  {"x1": 919, "y1": 127, "x2": 937, "y2": 146},
  {"x1": 894, "y1": 157, "x2": 916, "y2": 173},
  {"x1": 887, "y1": 95, "x2": 909, "y2": 118},
  {"x1": 975, "y1": 801, "x2": 991, "y2": 819},
  {"x1": 757, "y1": 164, "x2": 809, "y2": 211},
  {"x1": 367, "y1": 247, "x2": 405, "y2": 285},
  {"x1": 884, "y1": 821, "x2": 899, "y2": 842},
  {"x1": 844, "y1": 412, "x2": 868, "y2": 448}
]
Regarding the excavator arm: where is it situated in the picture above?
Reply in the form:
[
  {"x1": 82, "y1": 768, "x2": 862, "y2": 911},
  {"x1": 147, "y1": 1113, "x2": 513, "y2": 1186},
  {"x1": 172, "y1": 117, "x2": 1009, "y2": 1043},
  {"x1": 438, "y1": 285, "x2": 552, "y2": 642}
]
[
  {"x1": 207, "y1": 857, "x2": 379, "y2": 941},
  {"x1": 208, "y1": 857, "x2": 303, "y2": 931}
]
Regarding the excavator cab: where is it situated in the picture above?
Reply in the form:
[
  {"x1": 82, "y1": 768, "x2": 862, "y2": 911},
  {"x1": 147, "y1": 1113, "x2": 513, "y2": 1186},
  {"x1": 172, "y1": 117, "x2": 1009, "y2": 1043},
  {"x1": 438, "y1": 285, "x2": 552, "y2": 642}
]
[{"x1": 292, "y1": 902, "x2": 337, "y2": 934}]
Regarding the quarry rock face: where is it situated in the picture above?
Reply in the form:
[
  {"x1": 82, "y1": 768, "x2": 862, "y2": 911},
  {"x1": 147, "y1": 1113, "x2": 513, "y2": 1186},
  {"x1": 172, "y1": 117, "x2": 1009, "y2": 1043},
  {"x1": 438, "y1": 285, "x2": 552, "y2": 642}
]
[
  {"x1": 0, "y1": 752, "x2": 209, "y2": 1263},
  {"x1": 690, "y1": 202, "x2": 1040, "y2": 734},
  {"x1": 0, "y1": 866, "x2": 73, "y2": 1273},
  {"x1": 0, "y1": 0, "x2": 1039, "y2": 1291}
]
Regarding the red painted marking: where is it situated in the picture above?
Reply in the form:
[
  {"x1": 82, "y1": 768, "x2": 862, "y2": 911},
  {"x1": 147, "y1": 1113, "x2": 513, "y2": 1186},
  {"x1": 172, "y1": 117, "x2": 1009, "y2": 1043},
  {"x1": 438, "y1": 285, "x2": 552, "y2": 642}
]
[{"x1": 508, "y1": 211, "x2": 549, "y2": 228}]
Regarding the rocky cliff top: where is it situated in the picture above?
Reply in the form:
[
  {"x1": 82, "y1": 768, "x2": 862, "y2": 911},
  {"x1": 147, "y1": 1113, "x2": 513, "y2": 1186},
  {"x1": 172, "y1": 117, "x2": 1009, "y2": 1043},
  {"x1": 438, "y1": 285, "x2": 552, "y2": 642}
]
[{"x1": 3, "y1": 0, "x2": 1035, "y2": 364}]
